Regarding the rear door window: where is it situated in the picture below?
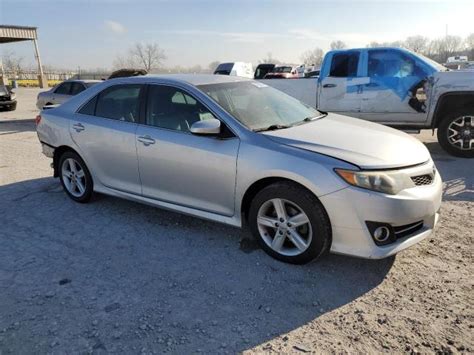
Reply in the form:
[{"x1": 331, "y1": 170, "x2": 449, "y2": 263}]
[
  {"x1": 54, "y1": 82, "x2": 72, "y2": 95},
  {"x1": 329, "y1": 52, "x2": 360, "y2": 77},
  {"x1": 70, "y1": 82, "x2": 86, "y2": 95},
  {"x1": 94, "y1": 85, "x2": 142, "y2": 122}
]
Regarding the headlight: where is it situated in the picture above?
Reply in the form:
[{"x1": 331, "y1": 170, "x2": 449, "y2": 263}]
[
  {"x1": 10, "y1": 93, "x2": 16, "y2": 100},
  {"x1": 334, "y1": 168, "x2": 414, "y2": 195}
]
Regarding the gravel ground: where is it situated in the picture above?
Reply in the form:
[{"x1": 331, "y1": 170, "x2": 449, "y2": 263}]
[{"x1": 0, "y1": 88, "x2": 473, "y2": 354}]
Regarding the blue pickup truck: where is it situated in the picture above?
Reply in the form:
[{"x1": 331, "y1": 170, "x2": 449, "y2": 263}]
[{"x1": 263, "y1": 47, "x2": 474, "y2": 158}]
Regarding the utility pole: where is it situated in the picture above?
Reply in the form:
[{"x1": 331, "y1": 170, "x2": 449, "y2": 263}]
[
  {"x1": 33, "y1": 38, "x2": 47, "y2": 88},
  {"x1": 445, "y1": 24, "x2": 448, "y2": 62},
  {"x1": 0, "y1": 59, "x2": 4, "y2": 85}
]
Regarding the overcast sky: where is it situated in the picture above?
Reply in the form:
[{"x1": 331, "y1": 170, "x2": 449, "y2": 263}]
[{"x1": 1, "y1": 0, "x2": 473, "y2": 70}]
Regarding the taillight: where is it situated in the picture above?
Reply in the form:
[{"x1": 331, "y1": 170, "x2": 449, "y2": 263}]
[{"x1": 35, "y1": 115, "x2": 42, "y2": 125}]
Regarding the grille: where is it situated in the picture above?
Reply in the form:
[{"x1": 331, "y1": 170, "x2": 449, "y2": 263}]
[
  {"x1": 411, "y1": 174, "x2": 433, "y2": 186},
  {"x1": 393, "y1": 221, "x2": 424, "y2": 239},
  {"x1": 0, "y1": 96, "x2": 9, "y2": 102}
]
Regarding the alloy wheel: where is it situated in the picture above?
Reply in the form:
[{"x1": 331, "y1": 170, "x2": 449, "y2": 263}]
[
  {"x1": 61, "y1": 158, "x2": 86, "y2": 198},
  {"x1": 447, "y1": 115, "x2": 474, "y2": 150},
  {"x1": 256, "y1": 198, "x2": 312, "y2": 256}
]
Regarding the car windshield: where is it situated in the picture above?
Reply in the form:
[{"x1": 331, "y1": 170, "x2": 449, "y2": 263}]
[
  {"x1": 411, "y1": 51, "x2": 448, "y2": 72},
  {"x1": 273, "y1": 66, "x2": 292, "y2": 73},
  {"x1": 198, "y1": 81, "x2": 322, "y2": 131}
]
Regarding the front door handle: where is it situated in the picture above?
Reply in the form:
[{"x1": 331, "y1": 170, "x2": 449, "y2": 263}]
[
  {"x1": 137, "y1": 135, "x2": 156, "y2": 146},
  {"x1": 323, "y1": 83, "x2": 337, "y2": 88},
  {"x1": 72, "y1": 123, "x2": 85, "y2": 132}
]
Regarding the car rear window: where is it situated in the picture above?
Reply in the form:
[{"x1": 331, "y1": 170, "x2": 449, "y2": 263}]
[
  {"x1": 95, "y1": 85, "x2": 141, "y2": 122},
  {"x1": 273, "y1": 67, "x2": 292, "y2": 73}
]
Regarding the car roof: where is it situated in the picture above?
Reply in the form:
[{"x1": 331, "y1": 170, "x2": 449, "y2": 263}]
[
  {"x1": 329, "y1": 47, "x2": 411, "y2": 53},
  {"x1": 117, "y1": 74, "x2": 251, "y2": 86},
  {"x1": 63, "y1": 79, "x2": 102, "y2": 84}
]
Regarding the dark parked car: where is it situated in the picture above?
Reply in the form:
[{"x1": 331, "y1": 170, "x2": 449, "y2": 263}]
[
  {"x1": 263, "y1": 65, "x2": 299, "y2": 79},
  {"x1": 254, "y1": 63, "x2": 275, "y2": 79},
  {"x1": 0, "y1": 84, "x2": 17, "y2": 111},
  {"x1": 108, "y1": 68, "x2": 147, "y2": 79}
]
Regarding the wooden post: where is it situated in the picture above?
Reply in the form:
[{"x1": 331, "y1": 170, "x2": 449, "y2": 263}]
[
  {"x1": 33, "y1": 39, "x2": 48, "y2": 88},
  {"x1": 0, "y1": 58, "x2": 5, "y2": 86}
]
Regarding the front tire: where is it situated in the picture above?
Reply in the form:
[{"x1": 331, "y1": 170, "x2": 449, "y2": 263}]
[
  {"x1": 59, "y1": 151, "x2": 93, "y2": 203},
  {"x1": 248, "y1": 182, "x2": 331, "y2": 264},
  {"x1": 437, "y1": 110, "x2": 474, "y2": 158}
]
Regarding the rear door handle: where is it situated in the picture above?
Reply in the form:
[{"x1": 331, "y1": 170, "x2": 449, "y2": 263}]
[
  {"x1": 137, "y1": 135, "x2": 155, "y2": 146},
  {"x1": 323, "y1": 84, "x2": 337, "y2": 88},
  {"x1": 72, "y1": 123, "x2": 85, "y2": 132}
]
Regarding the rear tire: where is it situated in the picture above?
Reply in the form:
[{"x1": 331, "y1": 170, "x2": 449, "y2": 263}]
[
  {"x1": 248, "y1": 182, "x2": 331, "y2": 264},
  {"x1": 437, "y1": 109, "x2": 474, "y2": 158},
  {"x1": 58, "y1": 151, "x2": 93, "y2": 203}
]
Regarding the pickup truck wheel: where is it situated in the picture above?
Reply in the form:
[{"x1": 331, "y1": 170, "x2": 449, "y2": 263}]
[
  {"x1": 437, "y1": 110, "x2": 474, "y2": 158},
  {"x1": 59, "y1": 151, "x2": 93, "y2": 203},
  {"x1": 248, "y1": 182, "x2": 331, "y2": 264}
]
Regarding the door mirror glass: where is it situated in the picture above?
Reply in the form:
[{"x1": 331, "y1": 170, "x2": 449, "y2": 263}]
[{"x1": 190, "y1": 118, "x2": 221, "y2": 136}]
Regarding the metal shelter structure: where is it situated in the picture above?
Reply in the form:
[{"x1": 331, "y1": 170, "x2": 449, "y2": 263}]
[{"x1": 0, "y1": 24, "x2": 47, "y2": 88}]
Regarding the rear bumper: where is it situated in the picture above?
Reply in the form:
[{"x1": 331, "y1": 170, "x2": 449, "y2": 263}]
[{"x1": 320, "y1": 165, "x2": 443, "y2": 259}]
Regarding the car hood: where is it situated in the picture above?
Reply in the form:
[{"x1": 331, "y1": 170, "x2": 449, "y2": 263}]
[
  {"x1": 432, "y1": 70, "x2": 474, "y2": 91},
  {"x1": 262, "y1": 114, "x2": 431, "y2": 169}
]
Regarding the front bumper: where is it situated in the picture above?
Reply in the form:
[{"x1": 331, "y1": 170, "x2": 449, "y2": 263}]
[
  {"x1": 320, "y1": 163, "x2": 442, "y2": 259},
  {"x1": 0, "y1": 99, "x2": 16, "y2": 107}
]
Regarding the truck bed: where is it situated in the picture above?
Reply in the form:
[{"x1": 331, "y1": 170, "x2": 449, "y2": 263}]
[{"x1": 259, "y1": 78, "x2": 318, "y2": 108}]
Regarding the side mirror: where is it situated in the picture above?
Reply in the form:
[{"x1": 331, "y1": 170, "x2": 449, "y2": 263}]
[{"x1": 190, "y1": 118, "x2": 221, "y2": 136}]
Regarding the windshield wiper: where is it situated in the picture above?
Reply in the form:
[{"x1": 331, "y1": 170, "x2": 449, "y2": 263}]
[
  {"x1": 303, "y1": 112, "x2": 327, "y2": 122},
  {"x1": 288, "y1": 113, "x2": 328, "y2": 127},
  {"x1": 253, "y1": 124, "x2": 290, "y2": 132}
]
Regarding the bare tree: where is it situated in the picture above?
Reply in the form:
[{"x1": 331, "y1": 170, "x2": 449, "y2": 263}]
[
  {"x1": 405, "y1": 35, "x2": 429, "y2": 53},
  {"x1": 114, "y1": 42, "x2": 166, "y2": 72},
  {"x1": 429, "y1": 35, "x2": 464, "y2": 62},
  {"x1": 1, "y1": 50, "x2": 24, "y2": 74},
  {"x1": 466, "y1": 33, "x2": 474, "y2": 59},
  {"x1": 367, "y1": 41, "x2": 404, "y2": 48},
  {"x1": 423, "y1": 39, "x2": 437, "y2": 57},
  {"x1": 443, "y1": 35, "x2": 463, "y2": 55},
  {"x1": 330, "y1": 40, "x2": 347, "y2": 50},
  {"x1": 466, "y1": 33, "x2": 474, "y2": 50},
  {"x1": 259, "y1": 52, "x2": 281, "y2": 64},
  {"x1": 300, "y1": 48, "x2": 324, "y2": 66},
  {"x1": 113, "y1": 54, "x2": 138, "y2": 70},
  {"x1": 131, "y1": 43, "x2": 166, "y2": 72}
]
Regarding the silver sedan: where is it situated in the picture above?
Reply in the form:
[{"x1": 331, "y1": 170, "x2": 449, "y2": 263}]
[
  {"x1": 36, "y1": 79, "x2": 101, "y2": 109},
  {"x1": 36, "y1": 74, "x2": 442, "y2": 264}
]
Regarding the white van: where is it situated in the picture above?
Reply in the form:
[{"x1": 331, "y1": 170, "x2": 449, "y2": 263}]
[
  {"x1": 214, "y1": 62, "x2": 254, "y2": 78},
  {"x1": 447, "y1": 56, "x2": 468, "y2": 63}
]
